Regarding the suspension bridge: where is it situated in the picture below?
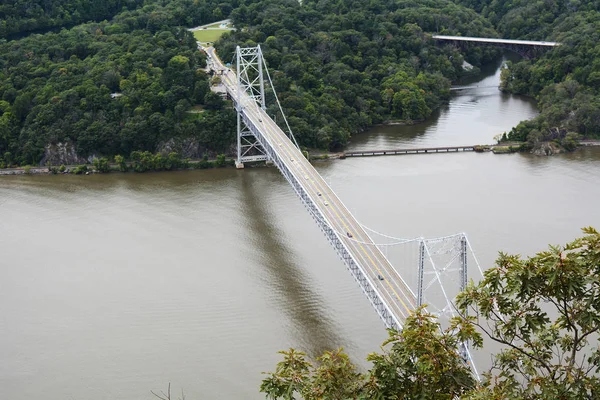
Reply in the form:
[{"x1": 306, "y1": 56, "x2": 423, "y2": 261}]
[{"x1": 204, "y1": 44, "x2": 483, "y2": 374}]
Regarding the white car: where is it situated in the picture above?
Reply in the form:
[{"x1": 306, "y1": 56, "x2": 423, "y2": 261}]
[{"x1": 323, "y1": 201, "x2": 329, "y2": 206}]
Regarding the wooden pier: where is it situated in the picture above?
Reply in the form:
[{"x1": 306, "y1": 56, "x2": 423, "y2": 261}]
[{"x1": 342, "y1": 145, "x2": 478, "y2": 158}]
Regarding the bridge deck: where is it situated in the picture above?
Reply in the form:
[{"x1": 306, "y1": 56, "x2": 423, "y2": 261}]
[
  {"x1": 206, "y1": 46, "x2": 417, "y2": 329},
  {"x1": 432, "y1": 35, "x2": 560, "y2": 47}
]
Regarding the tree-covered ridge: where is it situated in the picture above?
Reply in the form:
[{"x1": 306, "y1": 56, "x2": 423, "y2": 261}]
[
  {"x1": 0, "y1": 0, "x2": 248, "y2": 166},
  {"x1": 453, "y1": 0, "x2": 594, "y2": 39},
  {"x1": 0, "y1": 0, "x2": 145, "y2": 39},
  {"x1": 497, "y1": 8, "x2": 600, "y2": 145},
  {"x1": 216, "y1": 0, "x2": 499, "y2": 150},
  {"x1": 0, "y1": 0, "x2": 244, "y2": 40}
]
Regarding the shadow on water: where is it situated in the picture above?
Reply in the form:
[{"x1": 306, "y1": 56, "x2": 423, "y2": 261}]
[{"x1": 239, "y1": 170, "x2": 345, "y2": 357}]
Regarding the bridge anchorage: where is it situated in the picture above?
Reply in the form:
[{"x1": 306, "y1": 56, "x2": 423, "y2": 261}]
[{"x1": 210, "y1": 44, "x2": 482, "y2": 376}]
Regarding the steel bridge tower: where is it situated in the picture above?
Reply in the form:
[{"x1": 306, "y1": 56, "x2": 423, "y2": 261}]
[{"x1": 235, "y1": 46, "x2": 268, "y2": 168}]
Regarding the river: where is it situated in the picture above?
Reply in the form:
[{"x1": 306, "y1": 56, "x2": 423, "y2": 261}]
[{"x1": 1, "y1": 57, "x2": 600, "y2": 399}]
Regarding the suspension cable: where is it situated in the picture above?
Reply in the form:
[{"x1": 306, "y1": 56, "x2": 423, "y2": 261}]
[{"x1": 260, "y1": 49, "x2": 300, "y2": 149}]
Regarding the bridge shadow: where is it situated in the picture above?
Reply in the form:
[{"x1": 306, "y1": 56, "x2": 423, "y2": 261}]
[{"x1": 239, "y1": 170, "x2": 346, "y2": 357}]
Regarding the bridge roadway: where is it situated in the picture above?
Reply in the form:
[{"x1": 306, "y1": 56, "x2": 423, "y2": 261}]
[{"x1": 204, "y1": 46, "x2": 417, "y2": 329}]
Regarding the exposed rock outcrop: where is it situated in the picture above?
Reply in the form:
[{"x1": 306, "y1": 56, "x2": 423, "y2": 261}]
[
  {"x1": 156, "y1": 138, "x2": 203, "y2": 159},
  {"x1": 531, "y1": 142, "x2": 564, "y2": 156},
  {"x1": 156, "y1": 137, "x2": 235, "y2": 158},
  {"x1": 40, "y1": 142, "x2": 88, "y2": 166}
]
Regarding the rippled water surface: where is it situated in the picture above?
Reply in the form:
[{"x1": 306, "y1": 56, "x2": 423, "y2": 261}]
[{"x1": 1, "y1": 58, "x2": 600, "y2": 400}]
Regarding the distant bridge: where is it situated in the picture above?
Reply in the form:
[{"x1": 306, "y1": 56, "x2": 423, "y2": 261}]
[{"x1": 433, "y1": 35, "x2": 560, "y2": 58}]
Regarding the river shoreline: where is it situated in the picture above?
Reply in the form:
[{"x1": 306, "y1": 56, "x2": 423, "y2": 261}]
[{"x1": 2, "y1": 140, "x2": 599, "y2": 176}]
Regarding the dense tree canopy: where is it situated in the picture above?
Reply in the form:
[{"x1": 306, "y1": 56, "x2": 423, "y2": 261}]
[
  {"x1": 261, "y1": 307, "x2": 480, "y2": 400},
  {"x1": 0, "y1": 0, "x2": 144, "y2": 39},
  {"x1": 216, "y1": 0, "x2": 499, "y2": 150},
  {"x1": 459, "y1": 227, "x2": 600, "y2": 399},
  {"x1": 0, "y1": 0, "x2": 243, "y2": 166},
  {"x1": 0, "y1": 0, "x2": 247, "y2": 40},
  {"x1": 455, "y1": 1, "x2": 600, "y2": 146}
]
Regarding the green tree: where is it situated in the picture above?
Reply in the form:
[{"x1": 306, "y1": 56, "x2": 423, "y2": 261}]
[
  {"x1": 114, "y1": 154, "x2": 127, "y2": 172},
  {"x1": 3, "y1": 151, "x2": 13, "y2": 167},
  {"x1": 260, "y1": 308, "x2": 480, "y2": 399},
  {"x1": 215, "y1": 154, "x2": 227, "y2": 167},
  {"x1": 93, "y1": 157, "x2": 110, "y2": 173},
  {"x1": 457, "y1": 227, "x2": 600, "y2": 399}
]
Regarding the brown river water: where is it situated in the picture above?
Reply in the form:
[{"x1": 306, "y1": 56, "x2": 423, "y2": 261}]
[{"x1": 1, "y1": 57, "x2": 600, "y2": 399}]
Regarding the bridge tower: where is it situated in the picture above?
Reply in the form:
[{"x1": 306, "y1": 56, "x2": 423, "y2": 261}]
[{"x1": 235, "y1": 45, "x2": 269, "y2": 168}]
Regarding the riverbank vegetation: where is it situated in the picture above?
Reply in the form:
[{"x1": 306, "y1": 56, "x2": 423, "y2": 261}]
[
  {"x1": 262, "y1": 227, "x2": 600, "y2": 399},
  {"x1": 216, "y1": 0, "x2": 499, "y2": 150},
  {"x1": 457, "y1": 1, "x2": 600, "y2": 149},
  {"x1": 13, "y1": 152, "x2": 233, "y2": 175}
]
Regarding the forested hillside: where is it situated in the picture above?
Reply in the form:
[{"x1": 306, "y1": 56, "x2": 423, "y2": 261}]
[
  {"x1": 0, "y1": 0, "x2": 145, "y2": 39},
  {"x1": 7, "y1": 0, "x2": 597, "y2": 166},
  {"x1": 455, "y1": 1, "x2": 600, "y2": 147},
  {"x1": 217, "y1": 0, "x2": 498, "y2": 149},
  {"x1": 0, "y1": 0, "x2": 244, "y2": 167},
  {"x1": 0, "y1": 0, "x2": 241, "y2": 40}
]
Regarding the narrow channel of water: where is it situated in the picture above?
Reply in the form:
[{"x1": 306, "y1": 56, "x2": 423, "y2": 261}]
[
  {"x1": 347, "y1": 55, "x2": 538, "y2": 150},
  {"x1": 1, "y1": 58, "x2": 599, "y2": 400}
]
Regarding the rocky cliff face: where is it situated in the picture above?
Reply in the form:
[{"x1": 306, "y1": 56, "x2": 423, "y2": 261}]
[
  {"x1": 531, "y1": 142, "x2": 564, "y2": 156},
  {"x1": 40, "y1": 142, "x2": 90, "y2": 166},
  {"x1": 156, "y1": 138, "x2": 236, "y2": 158},
  {"x1": 156, "y1": 138, "x2": 203, "y2": 158}
]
